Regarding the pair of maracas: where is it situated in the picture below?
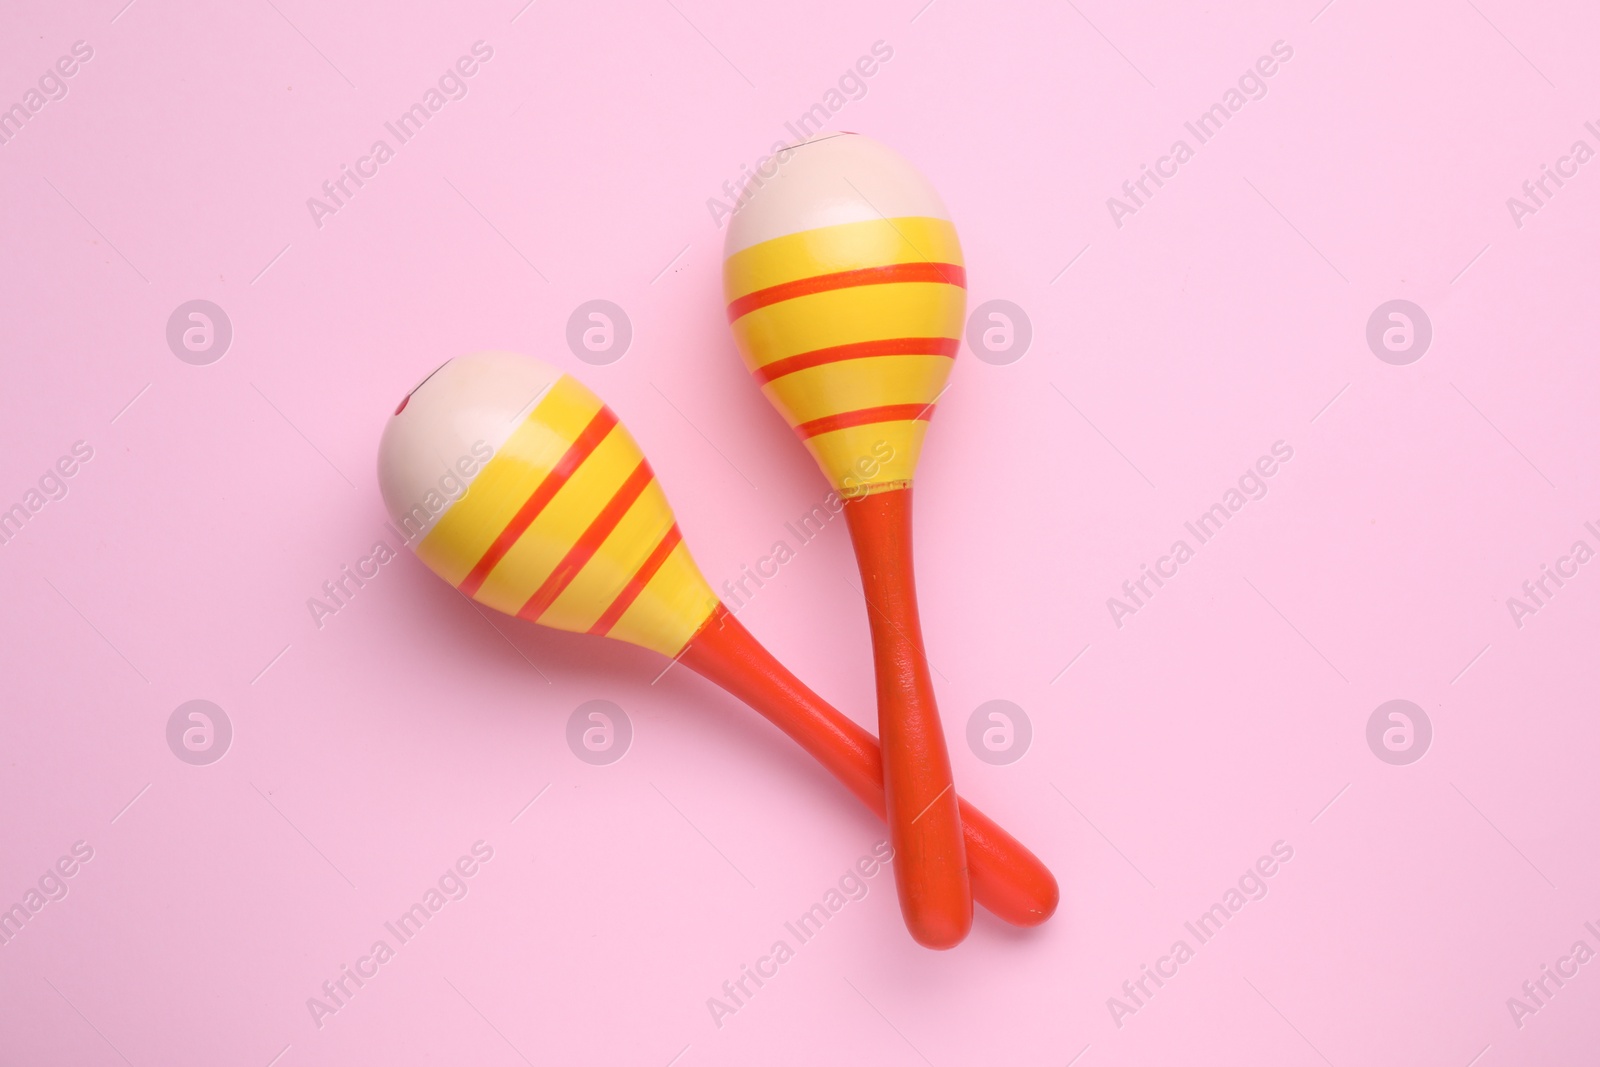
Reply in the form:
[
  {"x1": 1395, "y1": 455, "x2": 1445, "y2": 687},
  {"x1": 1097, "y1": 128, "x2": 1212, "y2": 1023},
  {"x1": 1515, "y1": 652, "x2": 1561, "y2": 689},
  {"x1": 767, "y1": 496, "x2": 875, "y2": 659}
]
[{"x1": 377, "y1": 134, "x2": 1056, "y2": 946}]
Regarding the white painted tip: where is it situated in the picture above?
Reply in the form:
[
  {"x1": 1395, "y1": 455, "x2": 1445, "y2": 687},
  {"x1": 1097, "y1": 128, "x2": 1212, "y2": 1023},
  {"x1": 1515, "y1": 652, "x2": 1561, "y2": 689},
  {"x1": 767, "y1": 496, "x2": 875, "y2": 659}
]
[
  {"x1": 377, "y1": 351, "x2": 562, "y2": 538},
  {"x1": 723, "y1": 133, "x2": 951, "y2": 256}
]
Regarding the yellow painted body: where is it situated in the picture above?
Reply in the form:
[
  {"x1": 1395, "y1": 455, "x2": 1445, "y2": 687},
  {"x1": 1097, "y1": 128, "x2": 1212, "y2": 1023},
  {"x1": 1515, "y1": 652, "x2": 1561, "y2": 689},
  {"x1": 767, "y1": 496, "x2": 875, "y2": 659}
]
[
  {"x1": 724, "y1": 216, "x2": 966, "y2": 497},
  {"x1": 415, "y1": 374, "x2": 716, "y2": 657}
]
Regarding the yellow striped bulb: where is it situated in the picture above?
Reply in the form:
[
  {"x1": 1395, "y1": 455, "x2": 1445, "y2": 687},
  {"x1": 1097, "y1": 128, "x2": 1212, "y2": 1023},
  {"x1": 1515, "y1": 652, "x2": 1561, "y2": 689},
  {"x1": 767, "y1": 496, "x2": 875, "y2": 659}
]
[
  {"x1": 377, "y1": 352, "x2": 715, "y2": 657},
  {"x1": 722, "y1": 133, "x2": 966, "y2": 498}
]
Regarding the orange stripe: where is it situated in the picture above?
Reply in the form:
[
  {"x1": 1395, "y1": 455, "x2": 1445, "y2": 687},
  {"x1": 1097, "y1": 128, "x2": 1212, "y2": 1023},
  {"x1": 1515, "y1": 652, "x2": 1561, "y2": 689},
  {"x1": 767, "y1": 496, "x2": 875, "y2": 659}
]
[
  {"x1": 516, "y1": 460, "x2": 656, "y2": 622},
  {"x1": 458, "y1": 407, "x2": 618, "y2": 597},
  {"x1": 753, "y1": 337, "x2": 959, "y2": 385},
  {"x1": 587, "y1": 523, "x2": 684, "y2": 636},
  {"x1": 795, "y1": 403, "x2": 936, "y2": 440},
  {"x1": 726, "y1": 262, "x2": 966, "y2": 322}
]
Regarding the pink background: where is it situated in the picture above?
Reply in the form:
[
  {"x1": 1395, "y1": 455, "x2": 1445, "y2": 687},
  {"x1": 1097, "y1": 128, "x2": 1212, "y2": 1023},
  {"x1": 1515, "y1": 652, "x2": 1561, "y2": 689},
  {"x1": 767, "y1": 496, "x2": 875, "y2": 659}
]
[{"x1": 3, "y1": 0, "x2": 1598, "y2": 1063}]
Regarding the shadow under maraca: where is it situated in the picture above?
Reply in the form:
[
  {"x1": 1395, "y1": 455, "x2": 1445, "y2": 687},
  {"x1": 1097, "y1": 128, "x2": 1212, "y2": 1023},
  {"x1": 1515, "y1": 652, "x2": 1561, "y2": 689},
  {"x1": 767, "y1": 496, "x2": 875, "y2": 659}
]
[
  {"x1": 402, "y1": 554, "x2": 913, "y2": 837},
  {"x1": 404, "y1": 557, "x2": 659, "y2": 692}
]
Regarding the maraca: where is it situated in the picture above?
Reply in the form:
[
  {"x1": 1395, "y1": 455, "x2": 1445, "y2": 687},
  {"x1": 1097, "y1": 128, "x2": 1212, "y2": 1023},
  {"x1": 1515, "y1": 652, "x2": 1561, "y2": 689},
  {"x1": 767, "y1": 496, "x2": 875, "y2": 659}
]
[
  {"x1": 377, "y1": 351, "x2": 1057, "y2": 936},
  {"x1": 724, "y1": 133, "x2": 972, "y2": 947}
]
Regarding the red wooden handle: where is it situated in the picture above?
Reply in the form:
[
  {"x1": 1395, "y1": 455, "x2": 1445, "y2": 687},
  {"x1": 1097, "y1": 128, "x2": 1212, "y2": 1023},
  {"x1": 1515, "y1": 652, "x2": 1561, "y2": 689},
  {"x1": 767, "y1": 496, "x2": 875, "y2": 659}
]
[
  {"x1": 838, "y1": 486, "x2": 972, "y2": 946},
  {"x1": 679, "y1": 606, "x2": 1056, "y2": 929},
  {"x1": 681, "y1": 610, "x2": 1052, "y2": 946}
]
